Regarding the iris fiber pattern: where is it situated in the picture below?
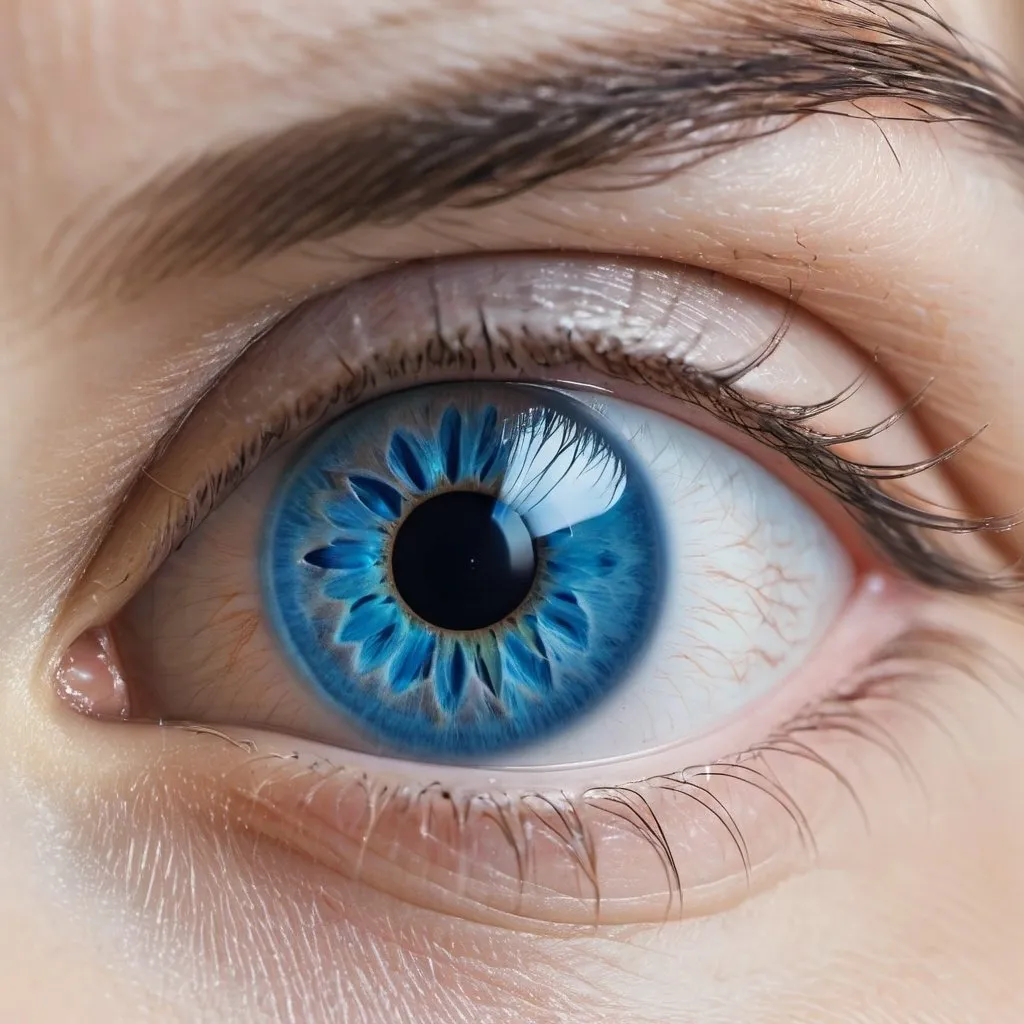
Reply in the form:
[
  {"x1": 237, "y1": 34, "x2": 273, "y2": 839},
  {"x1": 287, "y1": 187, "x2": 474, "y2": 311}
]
[{"x1": 262, "y1": 383, "x2": 664, "y2": 758}]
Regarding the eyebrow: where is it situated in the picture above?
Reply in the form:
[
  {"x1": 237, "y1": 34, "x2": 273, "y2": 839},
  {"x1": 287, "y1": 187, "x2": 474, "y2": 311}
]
[{"x1": 66, "y1": 0, "x2": 1024, "y2": 303}]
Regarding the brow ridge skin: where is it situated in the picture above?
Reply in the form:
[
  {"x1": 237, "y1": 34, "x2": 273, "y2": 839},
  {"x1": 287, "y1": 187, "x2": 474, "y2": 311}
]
[{"x1": 65, "y1": 0, "x2": 1024, "y2": 304}]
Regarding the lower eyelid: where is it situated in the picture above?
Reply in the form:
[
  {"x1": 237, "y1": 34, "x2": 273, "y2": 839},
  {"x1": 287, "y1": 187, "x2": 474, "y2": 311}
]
[
  {"x1": 37, "y1": 590, "x2": 1013, "y2": 939},
  {"x1": 103, "y1": 573, "x2": 918, "y2": 927}
]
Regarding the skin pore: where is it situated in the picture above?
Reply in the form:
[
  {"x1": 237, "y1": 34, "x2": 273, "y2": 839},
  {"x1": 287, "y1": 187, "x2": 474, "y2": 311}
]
[{"x1": 2, "y1": 1, "x2": 1024, "y2": 1021}]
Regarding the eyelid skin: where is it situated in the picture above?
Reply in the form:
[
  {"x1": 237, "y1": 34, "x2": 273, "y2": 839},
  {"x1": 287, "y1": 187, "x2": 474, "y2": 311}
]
[{"x1": 52, "y1": 253, "x2": 1010, "y2": 656}]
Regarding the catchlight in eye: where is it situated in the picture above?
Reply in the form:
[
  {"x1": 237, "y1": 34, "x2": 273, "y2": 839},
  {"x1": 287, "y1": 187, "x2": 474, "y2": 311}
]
[{"x1": 263, "y1": 383, "x2": 665, "y2": 760}]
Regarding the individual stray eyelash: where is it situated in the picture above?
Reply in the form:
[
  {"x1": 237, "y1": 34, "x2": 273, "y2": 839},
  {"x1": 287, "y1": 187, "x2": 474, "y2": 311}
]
[
  {"x1": 161, "y1": 297, "x2": 1022, "y2": 603},
  {"x1": 686, "y1": 353, "x2": 1023, "y2": 596},
  {"x1": 214, "y1": 624, "x2": 1014, "y2": 928}
]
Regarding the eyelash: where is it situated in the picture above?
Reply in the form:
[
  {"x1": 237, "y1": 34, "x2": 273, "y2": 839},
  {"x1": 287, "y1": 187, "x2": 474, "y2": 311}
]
[
  {"x1": 218, "y1": 624, "x2": 1011, "y2": 925},
  {"x1": 170, "y1": 302, "x2": 1017, "y2": 598}
]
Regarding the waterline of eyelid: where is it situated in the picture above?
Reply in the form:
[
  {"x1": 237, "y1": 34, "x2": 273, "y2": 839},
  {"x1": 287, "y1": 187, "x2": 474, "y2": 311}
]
[
  {"x1": 195, "y1": 581, "x2": 913, "y2": 926},
  {"x1": 184, "y1": 572, "x2": 907, "y2": 779}
]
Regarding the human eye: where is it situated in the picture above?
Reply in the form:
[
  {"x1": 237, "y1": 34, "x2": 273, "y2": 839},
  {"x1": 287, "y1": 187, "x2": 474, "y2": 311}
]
[
  {"x1": 51, "y1": 253, "x2": 1011, "y2": 926},
  {"x1": 7, "y1": 0, "x2": 1023, "y2": 1016}
]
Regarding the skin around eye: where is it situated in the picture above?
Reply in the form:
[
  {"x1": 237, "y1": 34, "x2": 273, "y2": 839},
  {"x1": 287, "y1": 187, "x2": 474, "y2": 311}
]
[{"x1": 51, "y1": 254, "x2": 993, "y2": 926}]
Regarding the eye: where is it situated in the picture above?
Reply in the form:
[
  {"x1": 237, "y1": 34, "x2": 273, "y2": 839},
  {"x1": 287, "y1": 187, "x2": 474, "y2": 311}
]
[
  {"x1": 54, "y1": 254, "x2": 1003, "y2": 926},
  {"x1": 257, "y1": 380, "x2": 848, "y2": 763}
]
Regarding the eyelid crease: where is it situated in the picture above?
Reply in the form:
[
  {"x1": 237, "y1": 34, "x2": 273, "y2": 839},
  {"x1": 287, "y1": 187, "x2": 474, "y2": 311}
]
[{"x1": 52, "y1": 254, "x2": 1021, "y2": 659}]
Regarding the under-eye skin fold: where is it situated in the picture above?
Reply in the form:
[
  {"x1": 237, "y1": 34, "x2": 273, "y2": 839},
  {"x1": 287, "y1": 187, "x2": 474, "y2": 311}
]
[{"x1": 53, "y1": 253, "x2": 1022, "y2": 925}]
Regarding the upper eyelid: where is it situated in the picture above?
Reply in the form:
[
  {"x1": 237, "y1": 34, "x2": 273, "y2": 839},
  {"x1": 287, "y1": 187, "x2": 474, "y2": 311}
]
[
  {"x1": 51, "y1": 1, "x2": 1024, "y2": 308},
  {"x1": 52, "y1": 253, "x2": 1020, "y2": 658}
]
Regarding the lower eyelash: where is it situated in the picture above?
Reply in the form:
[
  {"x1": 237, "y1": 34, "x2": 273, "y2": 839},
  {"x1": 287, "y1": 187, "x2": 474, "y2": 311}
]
[{"x1": 212, "y1": 622, "x2": 1010, "y2": 929}]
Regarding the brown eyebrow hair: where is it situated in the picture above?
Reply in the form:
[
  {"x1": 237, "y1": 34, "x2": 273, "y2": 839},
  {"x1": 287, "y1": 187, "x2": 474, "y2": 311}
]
[{"x1": 64, "y1": 0, "x2": 1024, "y2": 303}]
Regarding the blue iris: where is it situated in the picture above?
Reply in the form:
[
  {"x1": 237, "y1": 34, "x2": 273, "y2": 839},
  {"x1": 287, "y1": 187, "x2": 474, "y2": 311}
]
[{"x1": 262, "y1": 383, "x2": 664, "y2": 760}]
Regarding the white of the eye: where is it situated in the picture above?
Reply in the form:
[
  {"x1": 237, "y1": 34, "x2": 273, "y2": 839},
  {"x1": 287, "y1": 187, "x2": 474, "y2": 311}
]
[{"x1": 496, "y1": 392, "x2": 852, "y2": 767}]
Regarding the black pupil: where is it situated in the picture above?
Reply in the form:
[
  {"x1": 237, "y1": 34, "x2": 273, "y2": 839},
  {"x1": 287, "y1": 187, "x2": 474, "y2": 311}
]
[{"x1": 391, "y1": 491, "x2": 537, "y2": 631}]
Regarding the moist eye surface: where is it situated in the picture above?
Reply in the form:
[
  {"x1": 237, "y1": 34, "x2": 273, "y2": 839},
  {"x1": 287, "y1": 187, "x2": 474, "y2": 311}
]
[{"x1": 263, "y1": 382, "x2": 665, "y2": 759}]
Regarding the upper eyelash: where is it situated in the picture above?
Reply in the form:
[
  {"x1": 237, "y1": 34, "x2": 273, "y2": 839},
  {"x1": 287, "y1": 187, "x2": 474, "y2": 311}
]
[
  {"x1": 165, "y1": 300, "x2": 1022, "y2": 599},
  {"x1": 694, "y1": 362, "x2": 1022, "y2": 596}
]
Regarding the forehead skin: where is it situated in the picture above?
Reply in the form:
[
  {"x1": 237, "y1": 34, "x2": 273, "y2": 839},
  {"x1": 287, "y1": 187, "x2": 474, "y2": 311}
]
[{"x1": 0, "y1": 1, "x2": 1023, "y2": 1023}]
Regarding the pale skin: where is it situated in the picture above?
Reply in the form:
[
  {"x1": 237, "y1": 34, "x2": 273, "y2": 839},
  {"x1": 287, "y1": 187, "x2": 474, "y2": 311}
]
[{"x1": 2, "y1": 2, "x2": 1024, "y2": 1022}]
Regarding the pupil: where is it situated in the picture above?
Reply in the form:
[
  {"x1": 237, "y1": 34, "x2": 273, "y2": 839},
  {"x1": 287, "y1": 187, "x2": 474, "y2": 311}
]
[{"x1": 391, "y1": 491, "x2": 537, "y2": 631}]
